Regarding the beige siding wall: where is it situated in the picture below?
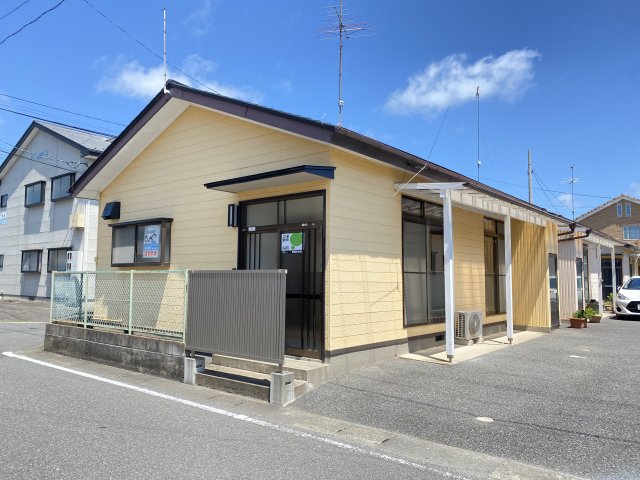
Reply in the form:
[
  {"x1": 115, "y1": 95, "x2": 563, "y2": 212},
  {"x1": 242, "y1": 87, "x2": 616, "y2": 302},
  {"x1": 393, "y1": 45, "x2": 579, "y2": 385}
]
[
  {"x1": 97, "y1": 106, "x2": 331, "y2": 270},
  {"x1": 512, "y1": 219, "x2": 551, "y2": 328},
  {"x1": 327, "y1": 151, "x2": 406, "y2": 352}
]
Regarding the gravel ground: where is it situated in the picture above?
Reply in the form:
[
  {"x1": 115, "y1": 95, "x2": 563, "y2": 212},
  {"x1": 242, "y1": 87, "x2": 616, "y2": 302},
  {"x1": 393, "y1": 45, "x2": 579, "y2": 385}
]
[{"x1": 296, "y1": 317, "x2": 640, "y2": 480}]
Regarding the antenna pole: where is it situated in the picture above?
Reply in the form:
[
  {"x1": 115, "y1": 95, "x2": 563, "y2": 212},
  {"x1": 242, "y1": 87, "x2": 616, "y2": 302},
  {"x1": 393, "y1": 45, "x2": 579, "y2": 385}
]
[
  {"x1": 570, "y1": 165, "x2": 575, "y2": 220},
  {"x1": 476, "y1": 86, "x2": 481, "y2": 181},
  {"x1": 337, "y1": 0, "x2": 344, "y2": 126},
  {"x1": 163, "y1": 8, "x2": 168, "y2": 93},
  {"x1": 528, "y1": 150, "x2": 533, "y2": 204}
]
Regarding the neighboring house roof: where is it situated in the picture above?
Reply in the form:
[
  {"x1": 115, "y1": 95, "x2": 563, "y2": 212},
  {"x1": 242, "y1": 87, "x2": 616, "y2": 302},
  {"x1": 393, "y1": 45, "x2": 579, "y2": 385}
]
[
  {"x1": 576, "y1": 194, "x2": 640, "y2": 221},
  {"x1": 0, "y1": 120, "x2": 115, "y2": 178},
  {"x1": 74, "y1": 80, "x2": 579, "y2": 229}
]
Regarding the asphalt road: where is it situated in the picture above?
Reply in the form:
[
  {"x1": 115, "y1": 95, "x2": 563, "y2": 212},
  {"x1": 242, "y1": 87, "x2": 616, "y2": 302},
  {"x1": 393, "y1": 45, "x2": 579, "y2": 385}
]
[
  {"x1": 296, "y1": 317, "x2": 640, "y2": 480},
  {"x1": 1, "y1": 321, "x2": 578, "y2": 480}
]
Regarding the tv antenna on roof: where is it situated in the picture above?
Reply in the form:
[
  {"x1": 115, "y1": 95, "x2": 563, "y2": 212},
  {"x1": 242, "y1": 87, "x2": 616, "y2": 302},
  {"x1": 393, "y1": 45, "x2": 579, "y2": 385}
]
[
  {"x1": 476, "y1": 86, "x2": 481, "y2": 181},
  {"x1": 319, "y1": 0, "x2": 371, "y2": 127},
  {"x1": 562, "y1": 164, "x2": 581, "y2": 220},
  {"x1": 163, "y1": 8, "x2": 169, "y2": 94}
]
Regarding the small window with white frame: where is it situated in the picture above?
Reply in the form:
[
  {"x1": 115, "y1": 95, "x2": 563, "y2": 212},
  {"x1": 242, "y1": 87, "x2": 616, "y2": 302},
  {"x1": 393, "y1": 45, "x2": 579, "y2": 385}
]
[
  {"x1": 625, "y1": 203, "x2": 631, "y2": 217},
  {"x1": 24, "y1": 181, "x2": 45, "y2": 207},
  {"x1": 617, "y1": 204, "x2": 623, "y2": 217},
  {"x1": 623, "y1": 225, "x2": 640, "y2": 240},
  {"x1": 51, "y1": 173, "x2": 75, "y2": 201},
  {"x1": 21, "y1": 250, "x2": 42, "y2": 273}
]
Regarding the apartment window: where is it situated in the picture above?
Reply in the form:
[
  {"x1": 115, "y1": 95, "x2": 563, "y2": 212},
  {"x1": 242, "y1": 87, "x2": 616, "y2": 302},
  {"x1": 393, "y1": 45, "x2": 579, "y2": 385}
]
[
  {"x1": 25, "y1": 181, "x2": 45, "y2": 207},
  {"x1": 484, "y1": 218, "x2": 506, "y2": 315},
  {"x1": 21, "y1": 250, "x2": 42, "y2": 273},
  {"x1": 47, "y1": 248, "x2": 70, "y2": 272},
  {"x1": 625, "y1": 203, "x2": 632, "y2": 217},
  {"x1": 617, "y1": 204, "x2": 623, "y2": 217},
  {"x1": 0, "y1": 194, "x2": 7, "y2": 208},
  {"x1": 0, "y1": 254, "x2": 4, "y2": 269},
  {"x1": 402, "y1": 197, "x2": 445, "y2": 326},
  {"x1": 623, "y1": 225, "x2": 640, "y2": 240},
  {"x1": 110, "y1": 218, "x2": 172, "y2": 266},
  {"x1": 51, "y1": 173, "x2": 75, "y2": 201}
]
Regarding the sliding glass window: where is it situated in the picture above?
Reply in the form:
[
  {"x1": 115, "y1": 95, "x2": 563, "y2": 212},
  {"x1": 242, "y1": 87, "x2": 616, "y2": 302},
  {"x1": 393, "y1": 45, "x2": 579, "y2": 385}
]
[
  {"x1": 402, "y1": 197, "x2": 445, "y2": 326},
  {"x1": 484, "y1": 218, "x2": 506, "y2": 315}
]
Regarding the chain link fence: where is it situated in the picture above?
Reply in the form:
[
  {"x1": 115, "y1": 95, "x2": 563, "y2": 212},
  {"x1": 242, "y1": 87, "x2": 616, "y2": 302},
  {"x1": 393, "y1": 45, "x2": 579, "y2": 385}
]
[{"x1": 50, "y1": 270, "x2": 188, "y2": 339}]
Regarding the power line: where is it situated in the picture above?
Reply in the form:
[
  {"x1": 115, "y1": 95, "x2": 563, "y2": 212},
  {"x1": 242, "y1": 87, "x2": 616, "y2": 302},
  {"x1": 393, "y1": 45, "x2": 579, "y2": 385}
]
[
  {"x1": 531, "y1": 172, "x2": 562, "y2": 215},
  {"x1": 0, "y1": 148, "x2": 77, "y2": 173},
  {"x1": 480, "y1": 175, "x2": 615, "y2": 201},
  {"x1": 80, "y1": 0, "x2": 221, "y2": 96},
  {"x1": 0, "y1": 0, "x2": 66, "y2": 46},
  {"x1": 0, "y1": 105, "x2": 118, "y2": 136},
  {"x1": 0, "y1": 0, "x2": 31, "y2": 21},
  {"x1": 0, "y1": 93, "x2": 126, "y2": 127}
]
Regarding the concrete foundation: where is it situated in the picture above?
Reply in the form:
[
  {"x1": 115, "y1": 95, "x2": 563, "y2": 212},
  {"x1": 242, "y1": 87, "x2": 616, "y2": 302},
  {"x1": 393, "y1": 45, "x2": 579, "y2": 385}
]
[
  {"x1": 269, "y1": 371, "x2": 295, "y2": 406},
  {"x1": 44, "y1": 323, "x2": 186, "y2": 381}
]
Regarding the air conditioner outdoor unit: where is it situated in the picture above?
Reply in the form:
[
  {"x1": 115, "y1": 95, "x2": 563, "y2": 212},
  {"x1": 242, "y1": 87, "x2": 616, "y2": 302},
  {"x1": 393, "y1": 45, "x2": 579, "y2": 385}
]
[{"x1": 455, "y1": 311, "x2": 483, "y2": 341}]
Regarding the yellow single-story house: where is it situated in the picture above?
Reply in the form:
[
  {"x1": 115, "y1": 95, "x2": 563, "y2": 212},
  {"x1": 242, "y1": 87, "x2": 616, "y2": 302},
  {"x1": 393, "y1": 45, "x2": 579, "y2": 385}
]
[{"x1": 72, "y1": 81, "x2": 578, "y2": 368}]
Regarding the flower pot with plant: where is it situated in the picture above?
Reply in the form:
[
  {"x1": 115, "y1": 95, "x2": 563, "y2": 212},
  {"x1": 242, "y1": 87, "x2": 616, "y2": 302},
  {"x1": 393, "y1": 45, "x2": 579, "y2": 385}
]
[{"x1": 569, "y1": 309, "x2": 589, "y2": 328}]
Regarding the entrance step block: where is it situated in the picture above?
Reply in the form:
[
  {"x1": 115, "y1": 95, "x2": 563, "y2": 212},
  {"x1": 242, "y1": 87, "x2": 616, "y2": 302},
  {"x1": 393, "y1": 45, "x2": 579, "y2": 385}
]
[{"x1": 211, "y1": 354, "x2": 328, "y2": 386}]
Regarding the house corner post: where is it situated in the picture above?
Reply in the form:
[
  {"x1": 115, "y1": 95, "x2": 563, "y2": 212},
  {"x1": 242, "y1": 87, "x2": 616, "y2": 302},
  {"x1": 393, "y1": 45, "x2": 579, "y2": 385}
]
[
  {"x1": 611, "y1": 247, "x2": 617, "y2": 312},
  {"x1": 441, "y1": 189, "x2": 455, "y2": 362},
  {"x1": 504, "y1": 215, "x2": 514, "y2": 343}
]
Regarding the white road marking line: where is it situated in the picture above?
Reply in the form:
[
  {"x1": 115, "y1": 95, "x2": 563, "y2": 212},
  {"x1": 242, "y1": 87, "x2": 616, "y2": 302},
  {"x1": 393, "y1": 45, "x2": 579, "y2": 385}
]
[
  {"x1": 2, "y1": 351, "x2": 467, "y2": 479},
  {"x1": 568, "y1": 355, "x2": 587, "y2": 359}
]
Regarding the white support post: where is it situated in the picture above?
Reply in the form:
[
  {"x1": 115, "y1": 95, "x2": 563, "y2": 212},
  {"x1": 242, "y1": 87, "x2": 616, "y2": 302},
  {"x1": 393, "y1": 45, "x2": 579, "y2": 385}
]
[
  {"x1": 504, "y1": 215, "x2": 514, "y2": 343},
  {"x1": 611, "y1": 248, "x2": 617, "y2": 312},
  {"x1": 441, "y1": 189, "x2": 455, "y2": 362},
  {"x1": 596, "y1": 244, "x2": 603, "y2": 314},
  {"x1": 622, "y1": 252, "x2": 630, "y2": 283}
]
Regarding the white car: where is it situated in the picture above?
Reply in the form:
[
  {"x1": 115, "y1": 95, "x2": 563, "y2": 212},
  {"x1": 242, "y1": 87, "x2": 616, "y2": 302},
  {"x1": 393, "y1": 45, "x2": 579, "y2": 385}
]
[{"x1": 615, "y1": 276, "x2": 640, "y2": 319}]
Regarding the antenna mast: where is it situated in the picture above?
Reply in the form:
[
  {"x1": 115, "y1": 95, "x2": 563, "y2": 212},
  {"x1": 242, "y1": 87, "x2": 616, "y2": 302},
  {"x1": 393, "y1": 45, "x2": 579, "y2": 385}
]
[
  {"x1": 562, "y1": 165, "x2": 580, "y2": 220},
  {"x1": 319, "y1": 0, "x2": 370, "y2": 127},
  {"x1": 528, "y1": 150, "x2": 532, "y2": 204},
  {"x1": 476, "y1": 86, "x2": 481, "y2": 181},
  {"x1": 163, "y1": 8, "x2": 168, "y2": 93}
]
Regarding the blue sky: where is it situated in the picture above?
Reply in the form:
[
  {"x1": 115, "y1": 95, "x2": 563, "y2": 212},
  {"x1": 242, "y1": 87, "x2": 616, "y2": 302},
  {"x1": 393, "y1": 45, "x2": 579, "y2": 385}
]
[{"x1": 1, "y1": 0, "x2": 638, "y2": 219}]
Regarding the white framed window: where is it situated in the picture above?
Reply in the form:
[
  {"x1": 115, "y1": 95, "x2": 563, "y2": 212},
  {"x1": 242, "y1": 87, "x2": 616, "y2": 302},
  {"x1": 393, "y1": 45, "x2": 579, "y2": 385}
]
[
  {"x1": 625, "y1": 203, "x2": 631, "y2": 217},
  {"x1": 623, "y1": 225, "x2": 640, "y2": 240},
  {"x1": 21, "y1": 250, "x2": 42, "y2": 273},
  {"x1": 51, "y1": 173, "x2": 75, "y2": 201}
]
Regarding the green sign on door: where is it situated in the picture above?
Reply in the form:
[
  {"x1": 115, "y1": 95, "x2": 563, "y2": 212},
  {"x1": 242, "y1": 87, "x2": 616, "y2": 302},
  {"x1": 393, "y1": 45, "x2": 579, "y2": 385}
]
[{"x1": 281, "y1": 232, "x2": 303, "y2": 254}]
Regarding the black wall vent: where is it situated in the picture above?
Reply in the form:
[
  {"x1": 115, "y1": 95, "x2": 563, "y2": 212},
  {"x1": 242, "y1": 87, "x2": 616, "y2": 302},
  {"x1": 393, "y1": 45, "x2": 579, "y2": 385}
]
[{"x1": 102, "y1": 201, "x2": 121, "y2": 220}]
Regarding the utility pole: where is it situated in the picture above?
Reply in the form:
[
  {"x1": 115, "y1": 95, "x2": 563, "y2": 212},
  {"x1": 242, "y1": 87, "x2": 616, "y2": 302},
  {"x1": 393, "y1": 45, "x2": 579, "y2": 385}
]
[
  {"x1": 528, "y1": 150, "x2": 533, "y2": 204},
  {"x1": 476, "y1": 86, "x2": 481, "y2": 181}
]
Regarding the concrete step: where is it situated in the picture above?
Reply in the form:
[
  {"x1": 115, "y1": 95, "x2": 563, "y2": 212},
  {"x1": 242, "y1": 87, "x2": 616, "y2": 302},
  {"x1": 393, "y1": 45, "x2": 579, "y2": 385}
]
[
  {"x1": 211, "y1": 354, "x2": 328, "y2": 385},
  {"x1": 196, "y1": 364, "x2": 309, "y2": 402}
]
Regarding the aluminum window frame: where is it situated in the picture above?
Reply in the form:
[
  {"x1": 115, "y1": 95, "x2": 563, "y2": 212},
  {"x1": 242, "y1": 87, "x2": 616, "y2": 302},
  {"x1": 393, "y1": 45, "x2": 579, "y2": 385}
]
[
  {"x1": 484, "y1": 217, "x2": 507, "y2": 315},
  {"x1": 0, "y1": 254, "x2": 3, "y2": 269},
  {"x1": 617, "y1": 204, "x2": 623, "y2": 217},
  {"x1": 25, "y1": 181, "x2": 46, "y2": 207},
  {"x1": 109, "y1": 218, "x2": 172, "y2": 267},
  {"x1": 0, "y1": 194, "x2": 7, "y2": 208},
  {"x1": 50, "y1": 173, "x2": 75, "y2": 202},
  {"x1": 21, "y1": 249, "x2": 42, "y2": 273},
  {"x1": 623, "y1": 225, "x2": 640, "y2": 240},
  {"x1": 47, "y1": 247, "x2": 70, "y2": 273},
  {"x1": 625, "y1": 203, "x2": 632, "y2": 217}
]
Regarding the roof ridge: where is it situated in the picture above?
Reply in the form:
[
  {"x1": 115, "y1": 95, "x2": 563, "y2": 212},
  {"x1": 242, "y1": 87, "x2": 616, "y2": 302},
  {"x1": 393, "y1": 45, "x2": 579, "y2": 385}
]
[{"x1": 34, "y1": 119, "x2": 116, "y2": 139}]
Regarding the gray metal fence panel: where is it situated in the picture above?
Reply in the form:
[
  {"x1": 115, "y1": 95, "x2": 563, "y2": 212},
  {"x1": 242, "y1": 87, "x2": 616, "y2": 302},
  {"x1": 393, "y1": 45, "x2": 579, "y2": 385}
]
[{"x1": 186, "y1": 270, "x2": 286, "y2": 366}]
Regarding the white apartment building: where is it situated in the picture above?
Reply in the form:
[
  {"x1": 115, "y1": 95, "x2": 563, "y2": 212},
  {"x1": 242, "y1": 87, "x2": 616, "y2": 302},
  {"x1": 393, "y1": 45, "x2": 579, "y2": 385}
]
[{"x1": 0, "y1": 121, "x2": 113, "y2": 298}]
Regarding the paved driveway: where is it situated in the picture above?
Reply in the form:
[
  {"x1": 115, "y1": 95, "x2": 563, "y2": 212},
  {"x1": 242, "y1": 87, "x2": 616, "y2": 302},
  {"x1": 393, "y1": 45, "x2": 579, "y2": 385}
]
[
  {"x1": 295, "y1": 318, "x2": 640, "y2": 480},
  {"x1": 0, "y1": 298, "x2": 50, "y2": 323}
]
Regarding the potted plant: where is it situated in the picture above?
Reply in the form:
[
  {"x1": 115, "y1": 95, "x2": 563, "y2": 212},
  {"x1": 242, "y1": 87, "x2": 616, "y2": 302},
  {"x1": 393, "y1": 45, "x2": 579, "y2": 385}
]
[
  {"x1": 587, "y1": 299, "x2": 599, "y2": 312},
  {"x1": 569, "y1": 309, "x2": 589, "y2": 329},
  {"x1": 604, "y1": 293, "x2": 614, "y2": 312}
]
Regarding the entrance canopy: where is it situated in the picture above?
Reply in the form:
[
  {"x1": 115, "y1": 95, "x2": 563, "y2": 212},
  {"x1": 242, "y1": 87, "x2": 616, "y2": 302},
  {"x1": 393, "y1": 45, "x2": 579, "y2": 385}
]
[{"x1": 205, "y1": 165, "x2": 335, "y2": 193}]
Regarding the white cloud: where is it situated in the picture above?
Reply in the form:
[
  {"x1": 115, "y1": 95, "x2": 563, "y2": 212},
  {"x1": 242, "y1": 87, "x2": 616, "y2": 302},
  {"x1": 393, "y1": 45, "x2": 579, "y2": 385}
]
[
  {"x1": 96, "y1": 54, "x2": 263, "y2": 103},
  {"x1": 183, "y1": 0, "x2": 215, "y2": 38},
  {"x1": 385, "y1": 49, "x2": 540, "y2": 115},
  {"x1": 557, "y1": 193, "x2": 574, "y2": 209},
  {"x1": 628, "y1": 182, "x2": 640, "y2": 197}
]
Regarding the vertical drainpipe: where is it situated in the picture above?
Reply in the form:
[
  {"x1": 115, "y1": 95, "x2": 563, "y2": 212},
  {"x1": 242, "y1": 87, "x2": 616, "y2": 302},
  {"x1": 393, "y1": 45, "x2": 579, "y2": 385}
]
[
  {"x1": 504, "y1": 215, "x2": 514, "y2": 343},
  {"x1": 441, "y1": 188, "x2": 455, "y2": 362}
]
